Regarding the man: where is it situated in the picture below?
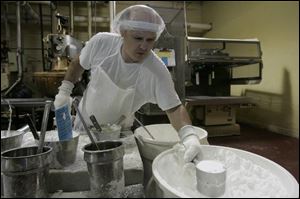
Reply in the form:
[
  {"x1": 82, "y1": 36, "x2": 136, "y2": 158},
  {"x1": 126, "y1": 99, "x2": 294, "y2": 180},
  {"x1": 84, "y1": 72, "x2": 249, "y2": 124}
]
[{"x1": 54, "y1": 5, "x2": 201, "y2": 163}]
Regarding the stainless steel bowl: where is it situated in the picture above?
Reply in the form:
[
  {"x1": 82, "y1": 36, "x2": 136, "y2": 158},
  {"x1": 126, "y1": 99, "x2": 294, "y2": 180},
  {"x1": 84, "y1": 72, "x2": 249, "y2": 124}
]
[
  {"x1": 41, "y1": 130, "x2": 80, "y2": 169},
  {"x1": 1, "y1": 130, "x2": 26, "y2": 152},
  {"x1": 1, "y1": 146, "x2": 53, "y2": 198}
]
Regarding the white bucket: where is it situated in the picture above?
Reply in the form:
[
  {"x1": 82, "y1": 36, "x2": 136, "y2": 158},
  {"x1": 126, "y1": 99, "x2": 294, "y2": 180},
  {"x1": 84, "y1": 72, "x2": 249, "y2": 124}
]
[
  {"x1": 134, "y1": 124, "x2": 209, "y2": 189},
  {"x1": 152, "y1": 145, "x2": 299, "y2": 198}
]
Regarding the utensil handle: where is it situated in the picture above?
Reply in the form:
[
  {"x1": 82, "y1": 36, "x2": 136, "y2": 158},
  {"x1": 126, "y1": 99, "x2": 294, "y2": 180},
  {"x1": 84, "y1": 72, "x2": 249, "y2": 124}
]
[
  {"x1": 38, "y1": 101, "x2": 52, "y2": 153},
  {"x1": 25, "y1": 114, "x2": 40, "y2": 140},
  {"x1": 89, "y1": 115, "x2": 102, "y2": 132},
  {"x1": 134, "y1": 116, "x2": 155, "y2": 140},
  {"x1": 73, "y1": 99, "x2": 100, "y2": 150},
  {"x1": 115, "y1": 115, "x2": 126, "y2": 125}
]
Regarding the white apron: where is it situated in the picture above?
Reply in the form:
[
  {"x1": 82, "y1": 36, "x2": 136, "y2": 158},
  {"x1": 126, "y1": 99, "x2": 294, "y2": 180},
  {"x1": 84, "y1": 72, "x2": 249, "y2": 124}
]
[{"x1": 74, "y1": 51, "x2": 142, "y2": 131}]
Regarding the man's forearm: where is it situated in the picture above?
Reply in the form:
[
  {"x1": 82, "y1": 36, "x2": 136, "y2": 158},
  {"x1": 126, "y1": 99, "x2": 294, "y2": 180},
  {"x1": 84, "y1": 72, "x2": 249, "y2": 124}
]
[
  {"x1": 166, "y1": 104, "x2": 192, "y2": 131},
  {"x1": 64, "y1": 55, "x2": 85, "y2": 84}
]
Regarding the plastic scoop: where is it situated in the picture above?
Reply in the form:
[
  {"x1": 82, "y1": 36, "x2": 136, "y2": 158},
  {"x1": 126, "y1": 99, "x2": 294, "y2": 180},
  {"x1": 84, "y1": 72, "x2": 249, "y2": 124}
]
[{"x1": 73, "y1": 98, "x2": 100, "y2": 150}]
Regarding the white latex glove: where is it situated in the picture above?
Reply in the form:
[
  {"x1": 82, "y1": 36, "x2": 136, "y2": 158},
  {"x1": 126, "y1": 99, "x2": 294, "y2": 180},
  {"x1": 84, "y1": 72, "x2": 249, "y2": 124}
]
[
  {"x1": 179, "y1": 125, "x2": 202, "y2": 163},
  {"x1": 54, "y1": 80, "x2": 74, "y2": 111}
]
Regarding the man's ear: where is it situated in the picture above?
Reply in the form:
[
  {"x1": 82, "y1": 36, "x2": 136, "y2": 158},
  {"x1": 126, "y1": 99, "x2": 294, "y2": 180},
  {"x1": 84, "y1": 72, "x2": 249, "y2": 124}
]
[{"x1": 120, "y1": 30, "x2": 127, "y2": 37}]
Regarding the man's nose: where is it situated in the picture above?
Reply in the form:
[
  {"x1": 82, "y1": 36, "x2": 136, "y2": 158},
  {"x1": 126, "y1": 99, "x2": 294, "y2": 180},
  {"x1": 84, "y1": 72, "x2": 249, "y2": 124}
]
[{"x1": 139, "y1": 40, "x2": 149, "y2": 50}]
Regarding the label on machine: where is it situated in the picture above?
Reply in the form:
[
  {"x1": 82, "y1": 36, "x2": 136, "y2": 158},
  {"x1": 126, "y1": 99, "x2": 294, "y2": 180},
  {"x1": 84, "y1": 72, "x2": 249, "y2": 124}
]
[
  {"x1": 154, "y1": 48, "x2": 176, "y2": 67},
  {"x1": 55, "y1": 104, "x2": 73, "y2": 141}
]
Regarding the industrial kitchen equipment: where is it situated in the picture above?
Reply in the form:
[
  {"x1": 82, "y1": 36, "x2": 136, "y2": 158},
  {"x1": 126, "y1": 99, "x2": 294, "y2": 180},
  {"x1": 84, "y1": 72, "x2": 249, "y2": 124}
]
[
  {"x1": 184, "y1": 36, "x2": 263, "y2": 136},
  {"x1": 33, "y1": 13, "x2": 84, "y2": 97},
  {"x1": 136, "y1": 3, "x2": 263, "y2": 136}
]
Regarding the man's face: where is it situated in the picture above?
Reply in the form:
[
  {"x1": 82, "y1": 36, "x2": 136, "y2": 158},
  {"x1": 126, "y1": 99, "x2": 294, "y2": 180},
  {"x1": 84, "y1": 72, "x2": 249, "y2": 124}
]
[{"x1": 121, "y1": 30, "x2": 156, "y2": 63}]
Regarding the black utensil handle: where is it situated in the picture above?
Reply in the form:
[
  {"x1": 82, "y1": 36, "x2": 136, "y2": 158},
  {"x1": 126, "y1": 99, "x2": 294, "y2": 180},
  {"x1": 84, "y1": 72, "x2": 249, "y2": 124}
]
[
  {"x1": 25, "y1": 113, "x2": 40, "y2": 140},
  {"x1": 90, "y1": 115, "x2": 102, "y2": 132}
]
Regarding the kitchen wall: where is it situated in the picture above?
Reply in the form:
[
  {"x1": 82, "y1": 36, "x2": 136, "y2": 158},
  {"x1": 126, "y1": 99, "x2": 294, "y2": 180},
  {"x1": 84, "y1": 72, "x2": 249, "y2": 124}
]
[{"x1": 200, "y1": 1, "x2": 299, "y2": 137}]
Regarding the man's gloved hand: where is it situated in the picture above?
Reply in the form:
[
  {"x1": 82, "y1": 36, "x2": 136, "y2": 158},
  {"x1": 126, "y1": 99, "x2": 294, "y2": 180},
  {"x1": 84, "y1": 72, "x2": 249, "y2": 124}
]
[
  {"x1": 179, "y1": 125, "x2": 202, "y2": 163},
  {"x1": 54, "y1": 80, "x2": 74, "y2": 111}
]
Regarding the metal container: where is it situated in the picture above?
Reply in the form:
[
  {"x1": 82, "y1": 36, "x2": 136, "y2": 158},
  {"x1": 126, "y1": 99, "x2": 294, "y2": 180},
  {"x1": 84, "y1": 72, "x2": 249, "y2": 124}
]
[
  {"x1": 82, "y1": 141, "x2": 125, "y2": 198},
  {"x1": 1, "y1": 130, "x2": 25, "y2": 152},
  {"x1": 1, "y1": 146, "x2": 53, "y2": 198},
  {"x1": 41, "y1": 130, "x2": 80, "y2": 169}
]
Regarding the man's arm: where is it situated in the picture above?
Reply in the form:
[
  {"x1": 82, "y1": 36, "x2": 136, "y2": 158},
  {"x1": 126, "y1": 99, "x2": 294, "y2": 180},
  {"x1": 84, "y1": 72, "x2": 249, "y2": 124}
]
[
  {"x1": 53, "y1": 55, "x2": 85, "y2": 110},
  {"x1": 166, "y1": 104, "x2": 191, "y2": 131},
  {"x1": 166, "y1": 104, "x2": 202, "y2": 163},
  {"x1": 64, "y1": 55, "x2": 85, "y2": 84}
]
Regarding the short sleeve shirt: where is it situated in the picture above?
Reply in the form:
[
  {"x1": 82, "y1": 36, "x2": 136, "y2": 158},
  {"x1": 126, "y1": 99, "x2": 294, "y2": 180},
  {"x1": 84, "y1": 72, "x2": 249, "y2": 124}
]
[{"x1": 79, "y1": 32, "x2": 181, "y2": 111}]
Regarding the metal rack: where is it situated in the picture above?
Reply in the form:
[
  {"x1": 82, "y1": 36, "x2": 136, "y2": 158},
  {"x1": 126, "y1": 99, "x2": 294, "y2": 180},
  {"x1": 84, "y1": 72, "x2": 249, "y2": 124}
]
[
  {"x1": 184, "y1": 37, "x2": 263, "y2": 136},
  {"x1": 1, "y1": 98, "x2": 53, "y2": 131}
]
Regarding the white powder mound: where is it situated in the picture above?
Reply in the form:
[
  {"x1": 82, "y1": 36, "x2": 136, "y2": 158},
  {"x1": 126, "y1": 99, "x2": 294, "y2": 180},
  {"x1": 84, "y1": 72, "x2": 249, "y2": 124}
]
[
  {"x1": 196, "y1": 160, "x2": 226, "y2": 173},
  {"x1": 158, "y1": 144, "x2": 289, "y2": 198},
  {"x1": 102, "y1": 124, "x2": 121, "y2": 133},
  {"x1": 90, "y1": 124, "x2": 121, "y2": 133}
]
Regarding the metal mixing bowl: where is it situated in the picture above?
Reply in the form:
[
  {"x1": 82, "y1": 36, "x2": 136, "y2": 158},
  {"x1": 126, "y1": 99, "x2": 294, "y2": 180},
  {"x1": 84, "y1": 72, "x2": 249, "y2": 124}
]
[
  {"x1": 1, "y1": 130, "x2": 26, "y2": 152},
  {"x1": 41, "y1": 130, "x2": 80, "y2": 169}
]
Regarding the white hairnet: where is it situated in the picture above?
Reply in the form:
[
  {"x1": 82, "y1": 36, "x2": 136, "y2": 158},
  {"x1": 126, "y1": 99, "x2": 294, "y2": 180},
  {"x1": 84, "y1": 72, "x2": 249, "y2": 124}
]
[{"x1": 111, "y1": 5, "x2": 165, "y2": 40}]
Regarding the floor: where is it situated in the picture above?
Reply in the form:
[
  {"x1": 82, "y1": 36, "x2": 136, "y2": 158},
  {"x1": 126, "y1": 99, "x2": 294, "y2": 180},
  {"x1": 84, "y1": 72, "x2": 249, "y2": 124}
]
[{"x1": 207, "y1": 123, "x2": 299, "y2": 183}]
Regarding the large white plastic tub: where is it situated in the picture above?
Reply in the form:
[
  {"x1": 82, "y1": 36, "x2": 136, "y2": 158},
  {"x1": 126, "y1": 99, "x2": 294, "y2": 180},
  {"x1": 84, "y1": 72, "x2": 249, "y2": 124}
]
[
  {"x1": 152, "y1": 145, "x2": 299, "y2": 198},
  {"x1": 134, "y1": 124, "x2": 208, "y2": 187}
]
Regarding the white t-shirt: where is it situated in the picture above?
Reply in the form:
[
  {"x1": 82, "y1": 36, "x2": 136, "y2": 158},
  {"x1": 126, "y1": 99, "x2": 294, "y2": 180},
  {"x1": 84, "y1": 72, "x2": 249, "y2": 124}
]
[{"x1": 79, "y1": 32, "x2": 181, "y2": 112}]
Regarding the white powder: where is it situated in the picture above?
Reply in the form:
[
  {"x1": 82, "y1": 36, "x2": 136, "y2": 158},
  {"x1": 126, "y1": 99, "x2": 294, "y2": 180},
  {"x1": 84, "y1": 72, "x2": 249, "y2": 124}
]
[
  {"x1": 124, "y1": 150, "x2": 143, "y2": 170},
  {"x1": 121, "y1": 184, "x2": 145, "y2": 198},
  {"x1": 90, "y1": 124, "x2": 121, "y2": 133},
  {"x1": 157, "y1": 144, "x2": 289, "y2": 198},
  {"x1": 89, "y1": 175, "x2": 125, "y2": 198},
  {"x1": 21, "y1": 131, "x2": 37, "y2": 147},
  {"x1": 103, "y1": 124, "x2": 121, "y2": 133},
  {"x1": 196, "y1": 160, "x2": 225, "y2": 173}
]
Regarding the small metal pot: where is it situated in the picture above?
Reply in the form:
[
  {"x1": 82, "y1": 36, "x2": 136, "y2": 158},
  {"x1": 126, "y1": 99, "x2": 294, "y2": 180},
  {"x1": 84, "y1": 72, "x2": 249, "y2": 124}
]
[
  {"x1": 38, "y1": 130, "x2": 80, "y2": 169},
  {"x1": 1, "y1": 146, "x2": 53, "y2": 198},
  {"x1": 82, "y1": 141, "x2": 125, "y2": 197}
]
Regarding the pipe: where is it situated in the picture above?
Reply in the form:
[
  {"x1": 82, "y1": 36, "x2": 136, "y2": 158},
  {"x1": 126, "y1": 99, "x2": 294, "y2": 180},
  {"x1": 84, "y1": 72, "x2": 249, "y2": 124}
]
[
  {"x1": 93, "y1": 1, "x2": 97, "y2": 34},
  {"x1": 4, "y1": 4, "x2": 10, "y2": 45},
  {"x1": 37, "y1": 101, "x2": 52, "y2": 154},
  {"x1": 109, "y1": 1, "x2": 116, "y2": 32},
  {"x1": 70, "y1": 1, "x2": 74, "y2": 36},
  {"x1": 39, "y1": 4, "x2": 45, "y2": 71},
  {"x1": 87, "y1": 1, "x2": 92, "y2": 38},
  {"x1": 27, "y1": 1, "x2": 56, "y2": 10},
  {"x1": 1, "y1": 98, "x2": 53, "y2": 106},
  {"x1": 187, "y1": 22, "x2": 212, "y2": 31},
  {"x1": 4, "y1": 1, "x2": 22, "y2": 97},
  {"x1": 22, "y1": 1, "x2": 40, "y2": 23},
  {"x1": 2, "y1": 15, "x2": 109, "y2": 24},
  {"x1": 74, "y1": 16, "x2": 109, "y2": 23},
  {"x1": 50, "y1": 3, "x2": 53, "y2": 33}
]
